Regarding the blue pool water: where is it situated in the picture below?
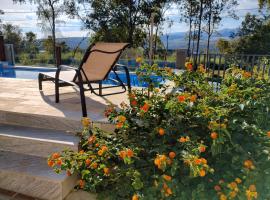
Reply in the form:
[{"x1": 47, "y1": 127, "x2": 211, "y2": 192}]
[{"x1": 0, "y1": 66, "x2": 163, "y2": 87}]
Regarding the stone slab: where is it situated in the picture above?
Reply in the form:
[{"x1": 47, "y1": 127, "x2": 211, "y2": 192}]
[
  {"x1": 0, "y1": 151, "x2": 78, "y2": 200},
  {"x1": 0, "y1": 78, "x2": 122, "y2": 132},
  {"x1": 0, "y1": 124, "x2": 79, "y2": 157}
]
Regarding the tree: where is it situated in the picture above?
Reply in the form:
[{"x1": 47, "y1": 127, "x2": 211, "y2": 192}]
[
  {"x1": 216, "y1": 38, "x2": 231, "y2": 53},
  {"x1": 64, "y1": 0, "x2": 169, "y2": 47},
  {"x1": 22, "y1": 31, "x2": 39, "y2": 55},
  {"x1": 229, "y1": 13, "x2": 270, "y2": 54},
  {"x1": 203, "y1": 0, "x2": 237, "y2": 66},
  {"x1": 194, "y1": 0, "x2": 204, "y2": 67},
  {"x1": 14, "y1": 0, "x2": 64, "y2": 63},
  {"x1": 1, "y1": 23, "x2": 23, "y2": 54},
  {"x1": 0, "y1": 10, "x2": 4, "y2": 34},
  {"x1": 258, "y1": 0, "x2": 270, "y2": 8},
  {"x1": 177, "y1": 0, "x2": 200, "y2": 56}
]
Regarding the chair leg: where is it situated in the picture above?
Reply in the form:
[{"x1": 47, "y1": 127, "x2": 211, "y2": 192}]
[
  {"x1": 99, "y1": 82, "x2": 102, "y2": 96},
  {"x1": 55, "y1": 79, "x2": 59, "y2": 103},
  {"x1": 38, "y1": 73, "x2": 43, "y2": 90},
  {"x1": 79, "y1": 82, "x2": 87, "y2": 117}
]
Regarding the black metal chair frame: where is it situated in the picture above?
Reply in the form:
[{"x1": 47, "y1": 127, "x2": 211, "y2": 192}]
[{"x1": 38, "y1": 43, "x2": 131, "y2": 117}]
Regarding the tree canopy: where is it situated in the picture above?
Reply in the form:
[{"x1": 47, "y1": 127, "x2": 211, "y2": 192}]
[{"x1": 64, "y1": 0, "x2": 169, "y2": 47}]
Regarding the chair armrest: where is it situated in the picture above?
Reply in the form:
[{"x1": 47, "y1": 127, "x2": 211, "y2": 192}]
[
  {"x1": 59, "y1": 65, "x2": 77, "y2": 71},
  {"x1": 114, "y1": 63, "x2": 131, "y2": 92},
  {"x1": 114, "y1": 63, "x2": 128, "y2": 71}
]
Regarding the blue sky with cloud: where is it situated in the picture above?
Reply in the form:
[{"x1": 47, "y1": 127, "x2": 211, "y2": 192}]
[{"x1": 0, "y1": 0, "x2": 263, "y2": 39}]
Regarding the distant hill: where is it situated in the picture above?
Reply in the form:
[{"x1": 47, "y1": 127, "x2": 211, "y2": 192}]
[
  {"x1": 50, "y1": 28, "x2": 236, "y2": 51},
  {"x1": 160, "y1": 28, "x2": 236, "y2": 50}
]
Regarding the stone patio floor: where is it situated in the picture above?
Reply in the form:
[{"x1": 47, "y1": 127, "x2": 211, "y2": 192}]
[{"x1": 0, "y1": 78, "x2": 129, "y2": 123}]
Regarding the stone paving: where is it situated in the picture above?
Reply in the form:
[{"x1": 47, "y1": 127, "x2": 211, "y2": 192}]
[{"x1": 0, "y1": 78, "x2": 129, "y2": 123}]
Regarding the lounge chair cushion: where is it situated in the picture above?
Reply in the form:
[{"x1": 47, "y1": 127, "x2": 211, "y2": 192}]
[{"x1": 42, "y1": 70, "x2": 100, "y2": 83}]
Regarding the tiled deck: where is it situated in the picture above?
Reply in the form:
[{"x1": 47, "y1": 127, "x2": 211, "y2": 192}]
[{"x1": 0, "y1": 78, "x2": 129, "y2": 131}]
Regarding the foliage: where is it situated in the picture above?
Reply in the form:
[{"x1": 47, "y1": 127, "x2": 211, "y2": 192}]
[
  {"x1": 226, "y1": 13, "x2": 270, "y2": 54},
  {"x1": 1, "y1": 23, "x2": 23, "y2": 53},
  {"x1": 13, "y1": 0, "x2": 64, "y2": 62},
  {"x1": 216, "y1": 38, "x2": 232, "y2": 54},
  {"x1": 49, "y1": 61, "x2": 270, "y2": 200},
  {"x1": 64, "y1": 0, "x2": 169, "y2": 47},
  {"x1": 21, "y1": 31, "x2": 39, "y2": 55}
]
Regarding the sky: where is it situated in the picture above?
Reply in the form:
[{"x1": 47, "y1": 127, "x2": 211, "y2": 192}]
[{"x1": 0, "y1": 0, "x2": 263, "y2": 39}]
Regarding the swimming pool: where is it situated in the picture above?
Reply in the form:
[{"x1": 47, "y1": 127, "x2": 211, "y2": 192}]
[{"x1": 0, "y1": 66, "x2": 163, "y2": 87}]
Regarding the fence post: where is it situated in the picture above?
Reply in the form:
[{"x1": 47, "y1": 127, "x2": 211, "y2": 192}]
[
  {"x1": 0, "y1": 36, "x2": 6, "y2": 61},
  {"x1": 176, "y1": 49, "x2": 187, "y2": 69},
  {"x1": 56, "y1": 45, "x2": 61, "y2": 67}
]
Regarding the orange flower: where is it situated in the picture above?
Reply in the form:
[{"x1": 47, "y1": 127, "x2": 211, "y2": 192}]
[
  {"x1": 229, "y1": 191, "x2": 237, "y2": 198},
  {"x1": 56, "y1": 159, "x2": 62, "y2": 166},
  {"x1": 267, "y1": 131, "x2": 270, "y2": 137},
  {"x1": 178, "y1": 137, "x2": 186, "y2": 143},
  {"x1": 190, "y1": 95, "x2": 197, "y2": 102},
  {"x1": 136, "y1": 57, "x2": 142, "y2": 63},
  {"x1": 118, "y1": 115, "x2": 126, "y2": 122},
  {"x1": 211, "y1": 132, "x2": 218, "y2": 140},
  {"x1": 101, "y1": 146, "x2": 108, "y2": 152},
  {"x1": 79, "y1": 150, "x2": 84, "y2": 154},
  {"x1": 194, "y1": 158, "x2": 202, "y2": 165},
  {"x1": 228, "y1": 182, "x2": 237, "y2": 190},
  {"x1": 66, "y1": 170, "x2": 71, "y2": 176},
  {"x1": 132, "y1": 194, "x2": 139, "y2": 200},
  {"x1": 103, "y1": 167, "x2": 110, "y2": 175},
  {"x1": 85, "y1": 159, "x2": 91, "y2": 166},
  {"x1": 249, "y1": 185, "x2": 256, "y2": 192},
  {"x1": 127, "y1": 149, "x2": 134, "y2": 158},
  {"x1": 199, "y1": 146, "x2": 206, "y2": 152},
  {"x1": 243, "y1": 71, "x2": 252, "y2": 78},
  {"x1": 163, "y1": 175, "x2": 172, "y2": 181},
  {"x1": 88, "y1": 136, "x2": 96, "y2": 144},
  {"x1": 119, "y1": 150, "x2": 127, "y2": 159},
  {"x1": 98, "y1": 150, "x2": 104, "y2": 156},
  {"x1": 92, "y1": 162, "x2": 98, "y2": 169},
  {"x1": 154, "y1": 155, "x2": 167, "y2": 170},
  {"x1": 116, "y1": 122, "x2": 124, "y2": 129},
  {"x1": 158, "y1": 128, "x2": 165, "y2": 136},
  {"x1": 177, "y1": 95, "x2": 186, "y2": 102},
  {"x1": 220, "y1": 194, "x2": 227, "y2": 200},
  {"x1": 199, "y1": 169, "x2": 206, "y2": 177},
  {"x1": 198, "y1": 64, "x2": 206, "y2": 73},
  {"x1": 235, "y1": 178, "x2": 242, "y2": 184},
  {"x1": 95, "y1": 143, "x2": 100, "y2": 147},
  {"x1": 52, "y1": 152, "x2": 60, "y2": 160},
  {"x1": 167, "y1": 159, "x2": 173, "y2": 165},
  {"x1": 169, "y1": 152, "x2": 176, "y2": 159},
  {"x1": 141, "y1": 103, "x2": 150, "y2": 112},
  {"x1": 47, "y1": 160, "x2": 54, "y2": 167},
  {"x1": 154, "y1": 157, "x2": 161, "y2": 168},
  {"x1": 79, "y1": 179, "x2": 85, "y2": 189},
  {"x1": 131, "y1": 100, "x2": 137, "y2": 106},
  {"x1": 201, "y1": 158, "x2": 207, "y2": 164},
  {"x1": 214, "y1": 185, "x2": 222, "y2": 191},
  {"x1": 165, "y1": 188, "x2": 173, "y2": 196},
  {"x1": 185, "y1": 62, "x2": 193, "y2": 71},
  {"x1": 244, "y1": 160, "x2": 255, "y2": 169},
  {"x1": 81, "y1": 117, "x2": 91, "y2": 127}
]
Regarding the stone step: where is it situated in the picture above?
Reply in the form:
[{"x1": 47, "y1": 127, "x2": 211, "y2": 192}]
[
  {"x1": 0, "y1": 110, "x2": 114, "y2": 133},
  {"x1": 0, "y1": 151, "x2": 78, "y2": 200},
  {"x1": 0, "y1": 110, "x2": 82, "y2": 132},
  {"x1": 0, "y1": 124, "x2": 79, "y2": 158}
]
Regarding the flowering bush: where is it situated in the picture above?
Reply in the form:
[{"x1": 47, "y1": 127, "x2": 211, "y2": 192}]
[{"x1": 49, "y1": 62, "x2": 270, "y2": 200}]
